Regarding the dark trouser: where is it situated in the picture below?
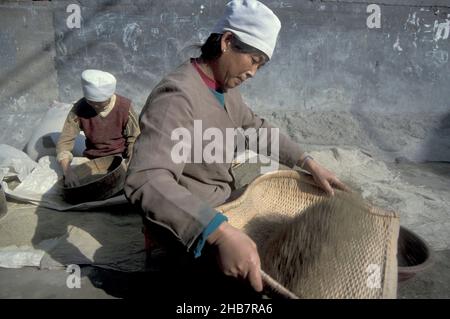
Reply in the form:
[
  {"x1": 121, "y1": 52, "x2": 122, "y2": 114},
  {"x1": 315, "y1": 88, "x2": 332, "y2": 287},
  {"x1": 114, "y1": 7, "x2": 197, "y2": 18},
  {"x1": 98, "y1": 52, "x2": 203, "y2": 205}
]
[{"x1": 141, "y1": 186, "x2": 260, "y2": 299}]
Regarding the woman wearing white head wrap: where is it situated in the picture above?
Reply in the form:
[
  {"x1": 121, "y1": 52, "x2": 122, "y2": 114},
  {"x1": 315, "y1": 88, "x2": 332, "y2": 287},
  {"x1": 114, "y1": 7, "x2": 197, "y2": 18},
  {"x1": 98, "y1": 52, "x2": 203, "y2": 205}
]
[
  {"x1": 125, "y1": 0, "x2": 348, "y2": 294},
  {"x1": 56, "y1": 69, "x2": 140, "y2": 187},
  {"x1": 81, "y1": 69, "x2": 117, "y2": 102}
]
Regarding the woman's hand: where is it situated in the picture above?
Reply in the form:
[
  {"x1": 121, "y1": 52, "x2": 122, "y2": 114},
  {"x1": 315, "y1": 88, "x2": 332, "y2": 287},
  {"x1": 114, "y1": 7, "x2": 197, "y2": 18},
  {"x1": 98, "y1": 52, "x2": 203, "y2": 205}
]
[
  {"x1": 59, "y1": 158, "x2": 80, "y2": 188},
  {"x1": 303, "y1": 158, "x2": 349, "y2": 196},
  {"x1": 207, "y1": 222, "x2": 263, "y2": 292},
  {"x1": 63, "y1": 167, "x2": 80, "y2": 188}
]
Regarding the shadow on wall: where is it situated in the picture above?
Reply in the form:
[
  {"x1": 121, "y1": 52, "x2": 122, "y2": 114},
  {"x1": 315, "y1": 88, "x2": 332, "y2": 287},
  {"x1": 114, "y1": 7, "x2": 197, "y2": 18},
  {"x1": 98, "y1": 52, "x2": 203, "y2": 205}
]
[{"x1": 419, "y1": 112, "x2": 450, "y2": 164}]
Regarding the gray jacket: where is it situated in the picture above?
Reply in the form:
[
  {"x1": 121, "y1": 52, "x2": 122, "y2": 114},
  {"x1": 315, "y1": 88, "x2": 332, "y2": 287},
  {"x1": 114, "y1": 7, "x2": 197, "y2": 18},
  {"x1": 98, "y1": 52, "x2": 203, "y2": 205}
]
[{"x1": 124, "y1": 60, "x2": 305, "y2": 251}]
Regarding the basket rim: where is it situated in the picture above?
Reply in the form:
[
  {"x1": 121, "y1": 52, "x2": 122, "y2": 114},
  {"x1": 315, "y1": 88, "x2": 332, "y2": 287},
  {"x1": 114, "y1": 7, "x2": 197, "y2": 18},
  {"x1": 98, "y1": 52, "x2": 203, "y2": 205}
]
[
  {"x1": 60, "y1": 155, "x2": 126, "y2": 190},
  {"x1": 216, "y1": 169, "x2": 399, "y2": 219},
  {"x1": 216, "y1": 170, "x2": 316, "y2": 212}
]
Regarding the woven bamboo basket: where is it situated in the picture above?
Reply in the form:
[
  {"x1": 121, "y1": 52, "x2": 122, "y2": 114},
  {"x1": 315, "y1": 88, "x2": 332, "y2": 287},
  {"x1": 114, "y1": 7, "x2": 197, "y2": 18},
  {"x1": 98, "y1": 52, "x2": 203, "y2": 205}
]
[{"x1": 215, "y1": 170, "x2": 400, "y2": 299}]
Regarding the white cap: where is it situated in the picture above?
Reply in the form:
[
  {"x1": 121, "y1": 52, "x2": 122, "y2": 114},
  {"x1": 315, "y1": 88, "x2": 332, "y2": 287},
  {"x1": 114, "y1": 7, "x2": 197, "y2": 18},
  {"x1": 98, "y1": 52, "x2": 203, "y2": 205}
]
[
  {"x1": 212, "y1": 0, "x2": 281, "y2": 60},
  {"x1": 81, "y1": 69, "x2": 116, "y2": 102}
]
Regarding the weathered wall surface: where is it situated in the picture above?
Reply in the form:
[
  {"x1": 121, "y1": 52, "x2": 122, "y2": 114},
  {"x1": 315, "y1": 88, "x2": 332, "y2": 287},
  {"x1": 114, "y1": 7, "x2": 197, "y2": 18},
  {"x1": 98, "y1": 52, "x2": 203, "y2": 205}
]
[
  {"x1": 0, "y1": 0, "x2": 449, "y2": 162},
  {"x1": 0, "y1": 1, "x2": 59, "y2": 149}
]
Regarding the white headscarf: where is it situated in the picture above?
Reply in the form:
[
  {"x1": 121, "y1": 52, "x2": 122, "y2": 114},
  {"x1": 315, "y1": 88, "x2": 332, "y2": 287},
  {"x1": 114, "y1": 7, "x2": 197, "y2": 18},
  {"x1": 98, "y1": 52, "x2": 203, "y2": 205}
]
[
  {"x1": 81, "y1": 69, "x2": 116, "y2": 102},
  {"x1": 212, "y1": 0, "x2": 281, "y2": 60}
]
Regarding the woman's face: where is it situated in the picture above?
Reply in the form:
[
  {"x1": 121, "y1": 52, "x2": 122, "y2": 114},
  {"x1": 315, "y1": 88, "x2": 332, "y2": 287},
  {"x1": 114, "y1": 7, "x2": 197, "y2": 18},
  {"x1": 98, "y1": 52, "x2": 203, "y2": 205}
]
[
  {"x1": 215, "y1": 32, "x2": 267, "y2": 91},
  {"x1": 86, "y1": 98, "x2": 111, "y2": 111}
]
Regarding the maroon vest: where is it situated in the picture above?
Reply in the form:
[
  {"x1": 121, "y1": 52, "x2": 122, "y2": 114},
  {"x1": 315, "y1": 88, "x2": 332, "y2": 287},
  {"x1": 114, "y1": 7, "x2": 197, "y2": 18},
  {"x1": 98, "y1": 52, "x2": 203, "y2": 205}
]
[{"x1": 75, "y1": 95, "x2": 131, "y2": 159}]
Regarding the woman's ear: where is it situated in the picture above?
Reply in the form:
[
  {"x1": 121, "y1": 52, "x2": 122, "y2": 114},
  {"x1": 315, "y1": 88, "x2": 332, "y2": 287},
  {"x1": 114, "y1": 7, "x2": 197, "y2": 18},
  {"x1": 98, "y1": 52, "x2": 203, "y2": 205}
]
[{"x1": 221, "y1": 32, "x2": 233, "y2": 52}]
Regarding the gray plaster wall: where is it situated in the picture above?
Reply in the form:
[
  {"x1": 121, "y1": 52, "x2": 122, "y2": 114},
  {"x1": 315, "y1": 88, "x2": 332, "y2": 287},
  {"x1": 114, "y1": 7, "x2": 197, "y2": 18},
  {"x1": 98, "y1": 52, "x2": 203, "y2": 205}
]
[
  {"x1": 0, "y1": 0, "x2": 449, "y2": 162},
  {"x1": 0, "y1": 1, "x2": 59, "y2": 149}
]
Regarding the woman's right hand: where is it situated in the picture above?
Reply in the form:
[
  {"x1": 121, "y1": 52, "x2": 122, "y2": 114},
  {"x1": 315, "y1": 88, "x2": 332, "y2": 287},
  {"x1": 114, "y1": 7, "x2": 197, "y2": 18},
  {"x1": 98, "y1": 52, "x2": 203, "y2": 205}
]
[
  {"x1": 63, "y1": 167, "x2": 80, "y2": 187},
  {"x1": 207, "y1": 222, "x2": 263, "y2": 292}
]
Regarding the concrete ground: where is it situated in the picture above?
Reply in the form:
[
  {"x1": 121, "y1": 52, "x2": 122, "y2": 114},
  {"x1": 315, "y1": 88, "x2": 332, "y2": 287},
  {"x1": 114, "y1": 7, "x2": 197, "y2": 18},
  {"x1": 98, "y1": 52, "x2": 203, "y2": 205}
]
[
  {"x1": 0, "y1": 161, "x2": 449, "y2": 299},
  {"x1": 0, "y1": 249, "x2": 449, "y2": 299}
]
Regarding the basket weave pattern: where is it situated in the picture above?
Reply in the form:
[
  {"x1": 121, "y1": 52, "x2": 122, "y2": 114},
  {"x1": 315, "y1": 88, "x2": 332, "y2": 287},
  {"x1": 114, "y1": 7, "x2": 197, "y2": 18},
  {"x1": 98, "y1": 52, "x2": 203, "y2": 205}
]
[{"x1": 216, "y1": 170, "x2": 400, "y2": 299}]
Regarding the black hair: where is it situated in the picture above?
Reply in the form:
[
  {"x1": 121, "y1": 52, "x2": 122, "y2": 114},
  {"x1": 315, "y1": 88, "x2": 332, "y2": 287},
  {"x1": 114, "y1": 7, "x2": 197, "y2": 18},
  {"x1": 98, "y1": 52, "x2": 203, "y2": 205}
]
[{"x1": 200, "y1": 33, "x2": 269, "y2": 63}]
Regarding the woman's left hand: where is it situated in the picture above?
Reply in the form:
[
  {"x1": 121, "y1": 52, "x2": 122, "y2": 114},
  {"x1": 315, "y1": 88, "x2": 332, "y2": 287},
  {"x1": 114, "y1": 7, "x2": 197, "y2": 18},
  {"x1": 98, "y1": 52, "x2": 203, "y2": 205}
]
[{"x1": 303, "y1": 158, "x2": 349, "y2": 196}]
